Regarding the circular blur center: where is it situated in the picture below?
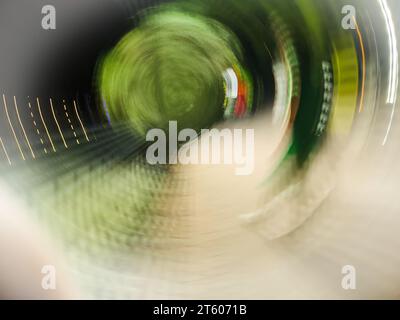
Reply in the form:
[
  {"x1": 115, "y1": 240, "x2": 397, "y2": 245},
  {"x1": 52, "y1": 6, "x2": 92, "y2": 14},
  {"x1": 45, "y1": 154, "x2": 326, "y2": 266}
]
[{"x1": 99, "y1": 9, "x2": 244, "y2": 136}]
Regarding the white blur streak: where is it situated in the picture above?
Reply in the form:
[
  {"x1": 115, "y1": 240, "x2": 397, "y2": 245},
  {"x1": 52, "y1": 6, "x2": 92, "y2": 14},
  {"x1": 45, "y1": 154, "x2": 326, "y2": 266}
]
[
  {"x1": 223, "y1": 68, "x2": 239, "y2": 99},
  {"x1": 272, "y1": 62, "x2": 291, "y2": 132},
  {"x1": 378, "y1": 0, "x2": 398, "y2": 105},
  {"x1": 379, "y1": 0, "x2": 399, "y2": 146}
]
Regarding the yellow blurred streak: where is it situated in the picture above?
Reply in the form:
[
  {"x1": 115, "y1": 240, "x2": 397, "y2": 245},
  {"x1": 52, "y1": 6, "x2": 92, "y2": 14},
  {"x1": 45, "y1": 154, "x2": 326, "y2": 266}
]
[{"x1": 330, "y1": 36, "x2": 359, "y2": 136}]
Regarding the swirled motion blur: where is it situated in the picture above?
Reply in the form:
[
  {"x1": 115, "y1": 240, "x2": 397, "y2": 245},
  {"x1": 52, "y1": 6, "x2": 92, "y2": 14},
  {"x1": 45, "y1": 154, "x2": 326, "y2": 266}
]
[{"x1": 0, "y1": 0, "x2": 399, "y2": 299}]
